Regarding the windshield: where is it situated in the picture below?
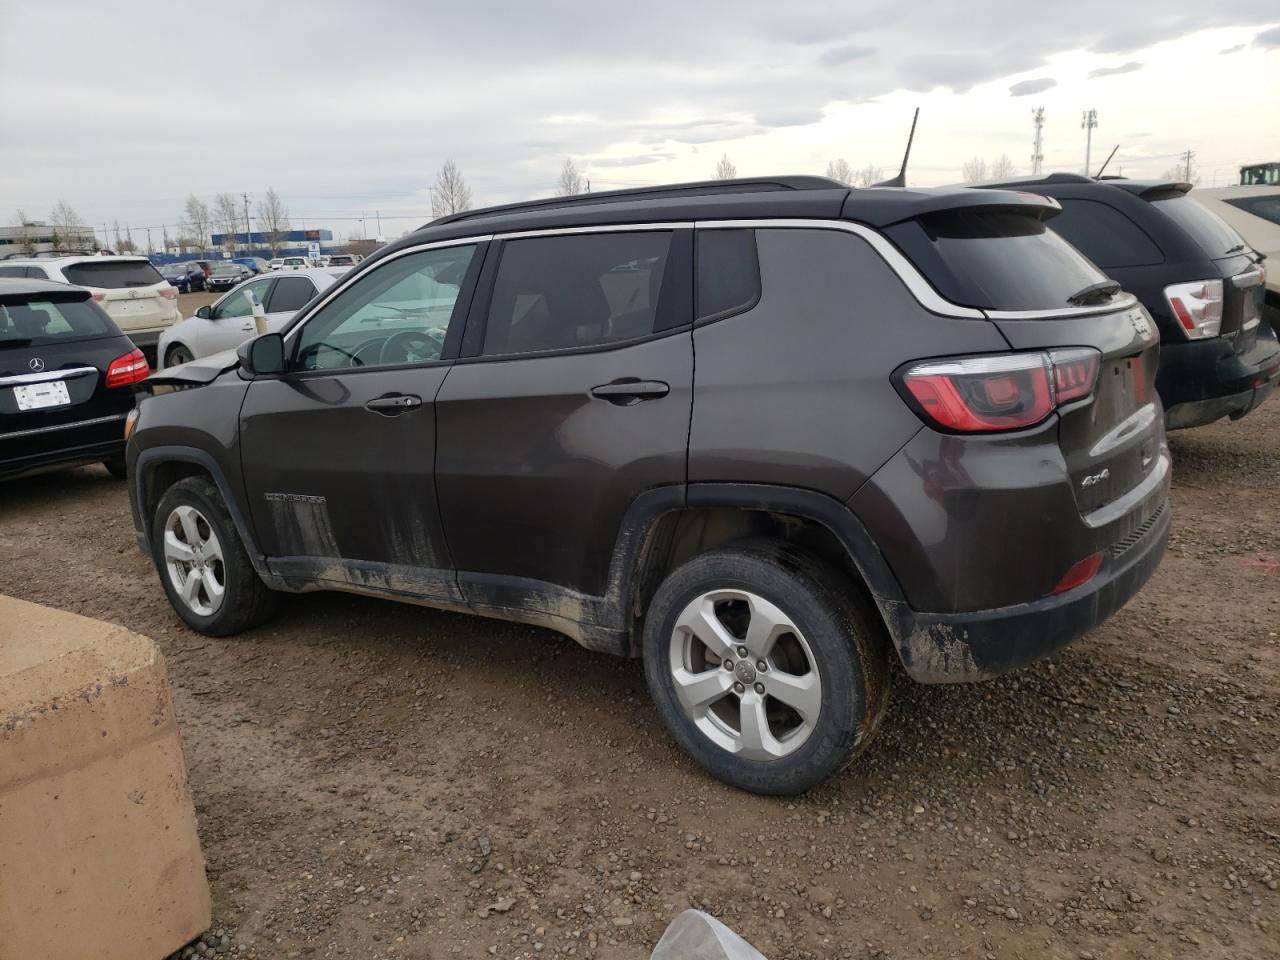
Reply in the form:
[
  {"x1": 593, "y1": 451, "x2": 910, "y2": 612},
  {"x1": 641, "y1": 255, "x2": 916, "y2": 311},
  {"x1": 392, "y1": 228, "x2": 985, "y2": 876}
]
[
  {"x1": 0, "y1": 297, "x2": 112, "y2": 345},
  {"x1": 214, "y1": 264, "x2": 242, "y2": 276},
  {"x1": 61, "y1": 260, "x2": 164, "y2": 289},
  {"x1": 1150, "y1": 195, "x2": 1247, "y2": 259},
  {"x1": 886, "y1": 211, "x2": 1110, "y2": 311}
]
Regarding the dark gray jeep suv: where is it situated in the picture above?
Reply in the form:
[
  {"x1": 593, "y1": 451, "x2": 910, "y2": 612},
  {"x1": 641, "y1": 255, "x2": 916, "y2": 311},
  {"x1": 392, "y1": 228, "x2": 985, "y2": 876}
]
[{"x1": 127, "y1": 177, "x2": 1171, "y2": 794}]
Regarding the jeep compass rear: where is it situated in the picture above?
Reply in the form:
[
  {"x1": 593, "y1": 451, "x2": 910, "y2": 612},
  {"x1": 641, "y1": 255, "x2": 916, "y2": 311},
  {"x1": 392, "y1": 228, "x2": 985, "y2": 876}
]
[{"x1": 127, "y1": 177, "x2": 1169, "y2": 795}]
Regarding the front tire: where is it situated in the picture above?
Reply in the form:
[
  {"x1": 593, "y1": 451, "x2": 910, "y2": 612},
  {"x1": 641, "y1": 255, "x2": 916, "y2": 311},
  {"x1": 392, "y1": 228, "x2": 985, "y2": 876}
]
[
  {"x1": 152, "y1": 476, "x2": 276, "y2": 636},
  {"x1": 642, "y1": 539, "x2": 889, "y2": 795}
]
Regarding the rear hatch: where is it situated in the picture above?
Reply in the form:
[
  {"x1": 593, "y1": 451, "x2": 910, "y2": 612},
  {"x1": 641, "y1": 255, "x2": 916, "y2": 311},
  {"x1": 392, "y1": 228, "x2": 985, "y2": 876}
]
[
  {"x1": 60, "y1": 260, "x2": 175, "y2": 333},
  {"x1": 885, "y1": 204, "x2": 1166, "y2": 523},
  {"x1": 1, "y1": 292, "x2": 141, "y2": 464},
  {"x1": 1146, "y1": 190, "x2": 1269, "y2": 349}
]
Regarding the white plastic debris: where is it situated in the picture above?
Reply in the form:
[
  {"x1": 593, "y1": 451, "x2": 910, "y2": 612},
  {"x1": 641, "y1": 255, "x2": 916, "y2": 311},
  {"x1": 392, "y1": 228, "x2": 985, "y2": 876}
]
[{"x1": 650, "y1": 909, "x2": 767, "y2": 960}]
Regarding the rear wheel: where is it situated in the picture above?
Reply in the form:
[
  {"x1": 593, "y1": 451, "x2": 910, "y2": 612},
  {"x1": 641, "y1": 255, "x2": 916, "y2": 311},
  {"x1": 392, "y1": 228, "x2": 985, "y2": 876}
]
[
  {"x1": 165, "y1": 343, "x2": 194, "y2": 368},
  {"x1": 152, "y1": 476, "x2": 276, "y2": 636},
  {"x1": 642, "y1": 538, "x2": 889, "y2": 795}
]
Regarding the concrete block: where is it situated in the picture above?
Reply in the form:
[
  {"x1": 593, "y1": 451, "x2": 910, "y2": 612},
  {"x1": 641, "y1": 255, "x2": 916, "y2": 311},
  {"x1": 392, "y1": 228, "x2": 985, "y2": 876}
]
[
  {"x1": 0, "y1": 595, "x2": 210, "y2": 960},
  {"x1": 651, "y1": 909, "x2": 768, "y2": 960}
]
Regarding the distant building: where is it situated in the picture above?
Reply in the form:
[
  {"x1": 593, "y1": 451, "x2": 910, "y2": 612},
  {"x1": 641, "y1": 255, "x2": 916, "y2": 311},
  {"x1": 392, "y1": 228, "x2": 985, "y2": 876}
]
[
  {"x1": 209, "y1": 228, "x2": 335, "y2": 249},
  {"x1": 0, "y1": 220, "x2": 97, "y2": 257}
]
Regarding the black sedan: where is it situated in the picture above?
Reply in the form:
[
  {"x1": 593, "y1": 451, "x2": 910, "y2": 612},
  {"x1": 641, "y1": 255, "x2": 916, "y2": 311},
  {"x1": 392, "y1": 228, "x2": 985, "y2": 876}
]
[
  {"x1": 1, "y1": 277, "x2": 150, "y2": 480},
  {"x1": 206, "y1": 263, "x2": 254, "y2": 292},
  {"x1": 161, "y1": 261, "x2": 208, "y2": 293}
]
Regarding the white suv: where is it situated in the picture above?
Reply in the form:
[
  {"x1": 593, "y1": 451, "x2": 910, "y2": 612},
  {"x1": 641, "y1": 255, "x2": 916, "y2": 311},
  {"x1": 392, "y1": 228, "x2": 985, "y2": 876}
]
[{"x1": 0, "y1": 255, "x2": 180, "y2": 357}]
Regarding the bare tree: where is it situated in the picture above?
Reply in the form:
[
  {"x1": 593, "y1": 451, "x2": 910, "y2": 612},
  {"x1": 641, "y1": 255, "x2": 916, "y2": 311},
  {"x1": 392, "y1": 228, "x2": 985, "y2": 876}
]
[
  {"x1": 111, "y1": 219, "x2": 123, "y2": 250},
  {"x1": 431, "y1": 159, "x2": 473, "y2": 217},
  {"x1": 557, "y1": 158, "x2": 586, "y2": 197},
  {"x1": 117, "y1": 224, "x2": 138, "y2": 254},
  {"x1": 256, "y1": 187, "x2": 291, "y2": 254},
  {"x1": 213, "y1": 193, "x2": 241, "y2": 252},
  {"x1": 854, "y1": 164, "x2": 885, "y2": 188},
  {"x1": 961, "y1": 156, "x2": 989, "y2": 184},
  {"x1": 48, "y1": 200, "x2": 86, "y2": 246},
  {"x1": 1162, "y1": 156, "x2": 1200, "y2": 185},
  {"x1": 989, "y1": 154, "x2": 1017, "y2": 179},
  {"x1": 714, "y1": 154, "x2": 737, "y2": 180},
  {"x1": 184, "y1": 194, "x2": 211, "y2": 253},
  {"x1": 9, "y1": 210, "x2": 36, "y2": 255},
  {"x1": 826, "y1": 158, "x2": 853, "y2": 184}
]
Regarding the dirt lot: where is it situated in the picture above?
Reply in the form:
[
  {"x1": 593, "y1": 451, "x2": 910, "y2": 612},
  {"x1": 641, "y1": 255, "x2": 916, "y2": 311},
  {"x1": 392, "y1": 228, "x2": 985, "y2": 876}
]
[
  {"x1": 2, "y1": 403, "x2": 1277, "y2": 960},
  {"x1": 179, "y1": 290, "x2": 220, "y2": 315}
]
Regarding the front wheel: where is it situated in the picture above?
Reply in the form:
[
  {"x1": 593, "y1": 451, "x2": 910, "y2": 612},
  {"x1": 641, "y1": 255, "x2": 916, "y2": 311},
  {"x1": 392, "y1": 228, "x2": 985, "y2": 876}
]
[
  {"x1": 642, "y1": 539, "x2": 889, "y2": 795},
  {"x1": 152, "y1": 476, "x2": 277, "y2": 636}
]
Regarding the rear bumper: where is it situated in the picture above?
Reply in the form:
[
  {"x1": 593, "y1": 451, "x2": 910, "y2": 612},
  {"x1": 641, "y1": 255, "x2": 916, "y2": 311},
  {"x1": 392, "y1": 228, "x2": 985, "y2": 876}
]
[
  {"x1": 896, "y1": 497, "x2": 1170, "y2": 683},
  {"x1": 1, "y1": 435, "x2": 125, "y2": 480},
  {"x1": 1159, "y1": 328, "x2": 1280, "y2": 428}
]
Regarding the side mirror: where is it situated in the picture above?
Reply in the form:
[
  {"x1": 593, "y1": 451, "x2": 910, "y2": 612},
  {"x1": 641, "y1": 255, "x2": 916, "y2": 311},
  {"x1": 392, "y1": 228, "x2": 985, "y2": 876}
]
[
  {"x1": 195, "y1": 305, "x2": 212, "y2": 320},
  {"x1": 237, "y1": 333, "x2": 285, "y2": 377}
]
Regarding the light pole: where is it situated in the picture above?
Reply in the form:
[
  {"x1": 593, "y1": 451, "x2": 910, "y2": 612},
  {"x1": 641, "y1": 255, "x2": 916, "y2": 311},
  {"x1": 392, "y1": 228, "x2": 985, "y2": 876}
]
[{"x1": 1081, "y1": 109, "x2": 1098, "y2": 176}]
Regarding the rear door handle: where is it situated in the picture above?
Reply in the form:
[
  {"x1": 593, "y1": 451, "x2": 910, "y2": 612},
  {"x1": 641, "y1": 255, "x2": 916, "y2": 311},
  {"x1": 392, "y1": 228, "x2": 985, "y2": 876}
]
[
  {"x1": 365, "y1": 393, "x2": 422, "y2": 415},
  {"x1": 589, "y1": 379, "x2": 670, "y2": 405}
]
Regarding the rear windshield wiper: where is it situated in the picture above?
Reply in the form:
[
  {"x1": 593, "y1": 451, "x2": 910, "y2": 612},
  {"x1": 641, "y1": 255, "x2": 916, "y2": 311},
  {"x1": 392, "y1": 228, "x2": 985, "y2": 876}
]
[
  {"x1": 1066, "y1": 280, "x2": 1121, "y2": 306},
  {"x1": 1225, "y1": 243, "x2": 1246, "y2": 255}
]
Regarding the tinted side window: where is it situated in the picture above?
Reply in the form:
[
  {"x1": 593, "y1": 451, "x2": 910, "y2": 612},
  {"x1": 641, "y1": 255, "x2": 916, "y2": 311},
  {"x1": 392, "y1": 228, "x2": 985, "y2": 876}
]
[
  {"x1": 268, "y1": 275, "x2": 317, "y2": 313},
  {"x1": 0, "y1": 266, "x2": 26, "y2": 278},
  {"x1": 213, "y1": 278, "x2": 273, "y2": 319},
  {"x1": 481, "y1": 232, "x2": 671, "y2": 357},
  {"x1": 1048, "y1": 199, "x2": 1163, "y2": 268},
  {"x1": 697, "y1": 229, "x2": 760, "y2": 321},
  {"x1": 1150, "y1": 196, "x2": 1245, "y2": 259},
  {"x1": 294, "y1": 244, "x2": 478, "y2": 371}
]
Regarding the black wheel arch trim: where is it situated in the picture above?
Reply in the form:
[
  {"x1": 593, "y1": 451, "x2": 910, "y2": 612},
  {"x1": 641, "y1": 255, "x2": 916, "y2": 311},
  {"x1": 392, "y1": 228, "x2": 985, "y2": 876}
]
[{"x1": 132, "y1": 445, "x2": 270, "y2": 579}]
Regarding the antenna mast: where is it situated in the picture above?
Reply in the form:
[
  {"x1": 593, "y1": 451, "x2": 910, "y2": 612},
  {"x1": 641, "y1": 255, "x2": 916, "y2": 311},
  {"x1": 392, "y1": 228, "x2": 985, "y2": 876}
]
[
  {"x1": 871, "y1": 107, "x2": 919, "y2": 188},
  {"x1": 1031, "y1": 107, "x2": 1045, "y2": 176}
]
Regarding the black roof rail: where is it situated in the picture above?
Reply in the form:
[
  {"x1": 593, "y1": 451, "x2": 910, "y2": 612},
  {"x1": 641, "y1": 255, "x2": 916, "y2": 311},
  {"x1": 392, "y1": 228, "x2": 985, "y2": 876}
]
[{"x1": 426, "y1": 176, "x2": 847, "y2": 229}]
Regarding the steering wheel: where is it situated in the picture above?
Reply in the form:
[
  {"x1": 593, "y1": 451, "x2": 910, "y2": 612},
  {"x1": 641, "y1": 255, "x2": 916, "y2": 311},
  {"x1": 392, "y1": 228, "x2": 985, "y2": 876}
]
[
  {"x1": 297, "y1": 341, "x2": 364, "y2": 370},
  {"x1": 378, "y1": 329, "x2": 444, "y2": 366}
]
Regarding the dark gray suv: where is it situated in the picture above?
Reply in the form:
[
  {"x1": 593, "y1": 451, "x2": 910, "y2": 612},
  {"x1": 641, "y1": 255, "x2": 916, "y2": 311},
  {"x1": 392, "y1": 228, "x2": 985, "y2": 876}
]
[{"x1": 126, "y1": 177, "x2": 1171, "y2": 794}]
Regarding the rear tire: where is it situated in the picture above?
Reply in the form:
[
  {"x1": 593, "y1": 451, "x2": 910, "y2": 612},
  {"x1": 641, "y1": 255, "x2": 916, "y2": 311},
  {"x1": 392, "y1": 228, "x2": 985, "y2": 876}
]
[
  {"x1": 165, "y1": 343, "x2": 194, "y2": 368},
  {"x1": 642, "y1": 538, "x2": 890, "y2": 795},
  {"x1": 152, "y1": 476, "x2": 277, "y2": 636}
]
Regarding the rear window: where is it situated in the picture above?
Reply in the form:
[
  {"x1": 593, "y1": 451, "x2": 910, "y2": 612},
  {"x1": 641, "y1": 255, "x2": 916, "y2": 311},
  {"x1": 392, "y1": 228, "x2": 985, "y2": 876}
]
[
  {"x1": 1150, "y1": 195, "x2": 1245, "y2": 259},
  {"x1": 61, "y1": 260, "x2": 164, "y2": 289},
  {"x1": 886, "y1": 211, "x2": 1110, "y2": 311},
  {"x1": 1047, "y1": 198, "x2": 1164, "y2": 268},
  {"x1": 0, "y1": 298, "x2": 111, "y2": 345},
  {"x1": 1224, "y1": 195, "x2": 1280, "y2": 227}
]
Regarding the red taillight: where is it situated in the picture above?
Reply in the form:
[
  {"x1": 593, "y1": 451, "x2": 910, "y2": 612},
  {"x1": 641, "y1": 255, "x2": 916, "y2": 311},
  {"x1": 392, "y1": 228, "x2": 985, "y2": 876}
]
[
  {"x1": 1051, "y1": 551, "x2": 1103, "y2": 595},
  {"x1": 158, "y1": 285, "x2": 177, "y2": 299},
  {"x1": 105, "y1": 348, "x2": 149, "y2": 388},
  {"x1": 1165, "y1": 279, "x2": 1223, "y2": 340},
  {"x1": 91, "y1": 292, "x2": 104, "y2": 302},
  {"x1": 899, "y1": 348, "x2": 1101, "y2": 433}
]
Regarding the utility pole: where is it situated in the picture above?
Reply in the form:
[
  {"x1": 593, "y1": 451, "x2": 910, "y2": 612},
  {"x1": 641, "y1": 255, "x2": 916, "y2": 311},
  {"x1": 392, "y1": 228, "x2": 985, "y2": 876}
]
[
  {"x1": 1031, "y1": 107, "x2": 1045, "y2": 176},
  {"x1": 362, "y1": 210, "x2": 367, "y2": 240},
  {"x1": 241, "y1": 192, "x2": 251, "y2": 250},
  {"x1": 1180, "y1": 148, "x2": 1195, "y2": 183},
  {"x1": 1081, "y1": 109, "x2": 1098, "y2": 176},
  {"x1": 146, "y1": 227, "x2": 153, "y2": 254},
  {"x1": 376, "y1": 210, "x2": 382, "y2": 237}
]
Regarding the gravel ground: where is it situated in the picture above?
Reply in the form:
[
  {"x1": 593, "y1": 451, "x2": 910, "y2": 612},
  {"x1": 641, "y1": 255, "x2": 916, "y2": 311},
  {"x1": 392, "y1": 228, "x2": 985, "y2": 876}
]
[{"x1": 1, "y1": 402, "x2": 1277, "y2": 959}]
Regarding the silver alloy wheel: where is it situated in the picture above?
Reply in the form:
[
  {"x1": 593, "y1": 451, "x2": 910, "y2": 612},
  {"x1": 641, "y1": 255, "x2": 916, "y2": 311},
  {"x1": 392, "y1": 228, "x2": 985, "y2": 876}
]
[
  {"x1": 167, "y1": 345, "x2": 193, "y2": 367},
  {"x1": 668, "y1": 589, "x2": 823, "y2": 761},
  {"x1": 163, "y1": 504, "x2": 226, "y2": 617}
]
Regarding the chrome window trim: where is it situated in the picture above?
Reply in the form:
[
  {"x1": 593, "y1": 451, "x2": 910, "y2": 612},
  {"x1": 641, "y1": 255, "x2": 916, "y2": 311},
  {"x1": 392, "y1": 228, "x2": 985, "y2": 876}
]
[
  {"x1": 283, "y1": 235, "x2": 493, "y2": 344},
  {"x1": 281, "y1": 216, "x2": 1146, "y2": 341},
  {"x1": 0, "y1": 365, "x2": 97, "y2": 387},
  {"x1": 984, "y1": 294, "x2": 1139, "y2": 321},
  {"x1": 0, "y1": 411, "x2": 125, "y2": 440},
  {"x1": 693, "y1": 218, "x2": 985, "y2": 319}
]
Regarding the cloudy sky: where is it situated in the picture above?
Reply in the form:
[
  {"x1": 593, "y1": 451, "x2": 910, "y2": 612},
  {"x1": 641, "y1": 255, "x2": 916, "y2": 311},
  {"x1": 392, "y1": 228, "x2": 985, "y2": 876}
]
[{"x1": 1, "y1": 1, "x2": 1277, "y2": 246}]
